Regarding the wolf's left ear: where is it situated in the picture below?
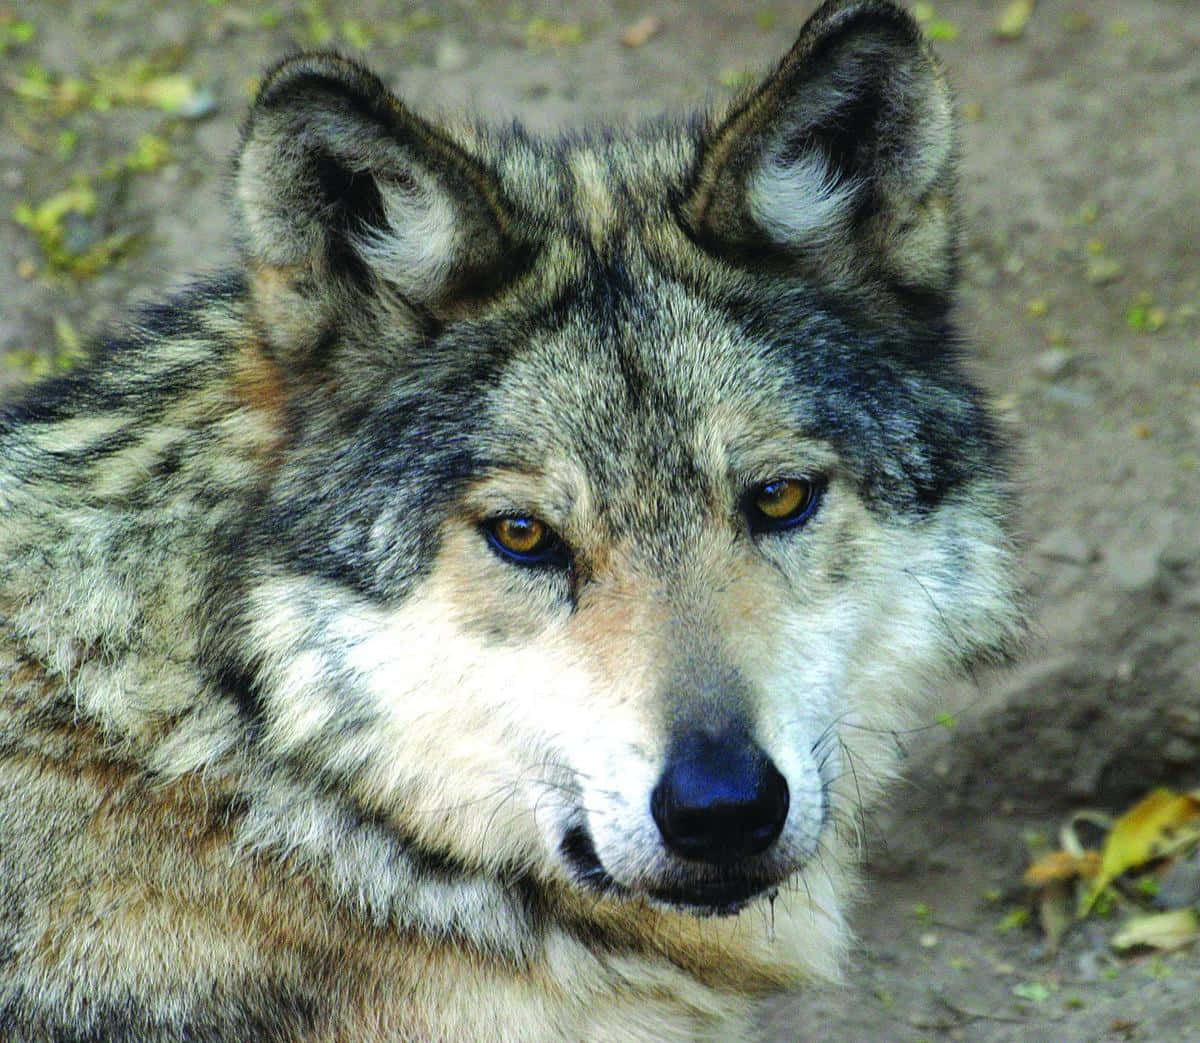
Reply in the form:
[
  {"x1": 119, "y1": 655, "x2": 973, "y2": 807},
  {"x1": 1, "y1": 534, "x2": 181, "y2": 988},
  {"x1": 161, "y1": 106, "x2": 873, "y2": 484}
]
[
  {"x1": 683, "y1": 0, "x2": 955, "y2": 304},
  {"x1": 236, "y1": 54, "x2": 522, "y2": 337}
]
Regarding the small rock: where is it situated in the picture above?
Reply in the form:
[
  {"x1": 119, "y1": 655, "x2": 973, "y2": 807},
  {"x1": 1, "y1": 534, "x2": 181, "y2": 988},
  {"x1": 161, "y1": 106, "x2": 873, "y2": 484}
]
[
  {"x1": 1033, "y1": 347, "x2": 1076, "y2": 380},
  {"x1": 1162, "y1": 737, "x2": 1198, "y2": 765},
  {"x1": 178, "y1": 87, "x2": 218, "y2": 121},
  {"x1": 1042, "y1": 385, "x2": 1094, "y2": 408},
  {"x1": 1034, "y1": 527, "x2": 1094, "y2": 565},
  {"x1": 3, "y1": 168, "x2": 23, "y2": 191},
  {"x1": 1156, "y1": 847, "x2": 1200, "y2": 909},
  {"x1": 621, "y1": 15, "x2": 664, "y2": 48},
  {"x1": 1166, "y1": 706, "x2": 1200, "y2": 739},
  {"x1": 1108, "y1": 544, "x2": 1162, "y2": 594},
  {"x1": 434, "y1": 39, "x2": 471, "y2": 73},
  {"x1": 61, "y1": 212, "x2": 100, "y2": 255}
]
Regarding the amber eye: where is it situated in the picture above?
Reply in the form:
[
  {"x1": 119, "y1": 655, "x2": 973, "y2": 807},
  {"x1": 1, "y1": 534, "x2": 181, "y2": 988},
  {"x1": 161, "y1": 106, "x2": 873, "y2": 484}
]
[
  {"x1": 745, "y1": 477, "x2": 823, "y2": 533},
  {"x1": 484, "y1": 515, "x2": 565, "y2": 566}
]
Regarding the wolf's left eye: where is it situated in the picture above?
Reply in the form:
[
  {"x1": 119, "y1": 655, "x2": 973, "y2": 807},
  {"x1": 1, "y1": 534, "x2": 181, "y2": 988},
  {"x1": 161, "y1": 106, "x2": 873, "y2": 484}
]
[
  {"x1": 745, "y1": 477, "x2": 824, "y2": 533},
  {"x1": 483, "y1": 515, "x2": 567, "y2": 567}
]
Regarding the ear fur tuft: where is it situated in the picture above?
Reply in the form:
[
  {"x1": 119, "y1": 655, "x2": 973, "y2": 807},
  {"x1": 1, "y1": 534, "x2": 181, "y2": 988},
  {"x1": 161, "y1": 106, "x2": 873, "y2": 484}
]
[
  {"x1": 684, "y1": 0, "x2": 957, "y2": 306},
  {"x1": 235, "y1": 53, "x2": 523, "y2": 346}
]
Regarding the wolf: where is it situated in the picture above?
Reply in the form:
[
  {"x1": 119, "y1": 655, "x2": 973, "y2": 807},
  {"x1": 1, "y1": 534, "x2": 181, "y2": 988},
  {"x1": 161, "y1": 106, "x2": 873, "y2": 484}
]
[{"x1": 0, "y1": 1, "x2": 1021, "y2": 1039}]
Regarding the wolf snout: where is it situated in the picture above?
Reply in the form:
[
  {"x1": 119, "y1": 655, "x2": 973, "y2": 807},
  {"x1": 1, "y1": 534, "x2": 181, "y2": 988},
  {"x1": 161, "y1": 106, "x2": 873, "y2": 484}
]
[{"x1": 650, "y1": 731, "x2": 789, "y2": 863}]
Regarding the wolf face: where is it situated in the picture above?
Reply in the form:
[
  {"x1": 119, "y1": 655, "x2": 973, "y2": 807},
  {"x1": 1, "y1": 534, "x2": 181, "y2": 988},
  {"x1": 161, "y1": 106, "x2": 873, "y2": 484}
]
[
  {"x1": 217, "y1": 0, "x2": 1020, "y2": 929},
  {"x1": 0, "y1": 1, "x2": 1023, "y2": 1035}
]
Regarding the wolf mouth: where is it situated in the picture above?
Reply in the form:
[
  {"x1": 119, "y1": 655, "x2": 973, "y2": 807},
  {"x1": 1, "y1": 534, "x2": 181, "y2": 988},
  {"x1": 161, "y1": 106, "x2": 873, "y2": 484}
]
[
  {"x1": 560, "y1": 825, "x2": 622, "y2": 894},
  {"x1": 646, "y1": 877, "x2": 781, "y2": 917},
  {"x1": 559, "y1": 825, "x2": 784, "y2": 916}
]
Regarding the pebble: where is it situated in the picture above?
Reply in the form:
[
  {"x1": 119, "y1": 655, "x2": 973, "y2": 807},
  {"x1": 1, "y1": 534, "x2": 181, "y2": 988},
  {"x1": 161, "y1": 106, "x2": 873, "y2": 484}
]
[
  {"x1": 1033, "y1": 527, "x2": 1094, "y2": 565},
  {"x1": 1162, "y1": 736, "x2": 1198, "y2": 764},
  {"x1": 178, "y1": 87, "x2": 218, "y2": 121},
  {"x1": 1108, "y1": 544, "x2": 1162, "y2": 594},
  {"x1": 1042, "y1": 385, "x2": 1094, "y2": 408},
  {"x1": 1156, "y1": 848, "x2": 1200, "y2": 910},
  {"x1": 1165, "y1": 705, "x2": 1200, "y2": 739},
  {"x1": 61, "y1": 212, "x2": 100, "y2": 255},
  {"x1": 1033, "y1": 347, "x2": 1076, "y2": 380}
]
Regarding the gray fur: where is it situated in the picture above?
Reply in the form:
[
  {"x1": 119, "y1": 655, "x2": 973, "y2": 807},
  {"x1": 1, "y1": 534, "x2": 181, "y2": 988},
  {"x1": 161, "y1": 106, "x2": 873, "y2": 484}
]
[{"x1": 0, "y1": 2, "x2": 1021, "y2": 1038}]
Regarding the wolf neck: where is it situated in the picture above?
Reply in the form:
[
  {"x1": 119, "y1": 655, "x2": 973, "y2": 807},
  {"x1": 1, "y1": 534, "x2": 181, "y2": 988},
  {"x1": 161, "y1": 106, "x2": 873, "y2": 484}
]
[
  {"x1": 0, "y1": 277, "x2": 273, "y2": 753},
  {"x1": 1, "y1": 283, "x2": 513, "y2": 940}
]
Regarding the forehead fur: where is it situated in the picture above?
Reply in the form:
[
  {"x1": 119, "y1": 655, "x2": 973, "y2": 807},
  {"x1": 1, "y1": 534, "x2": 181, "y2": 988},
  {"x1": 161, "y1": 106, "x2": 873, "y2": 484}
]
[
  {"x1": 407, "y1": 125, "x2": 995, "y2": 520},
  {"x1": 233, "y1": 41, "x2": 999, "y2": 602},
  {"x1": 476, "y1": 266, "x2": 809, "y2": 506}
]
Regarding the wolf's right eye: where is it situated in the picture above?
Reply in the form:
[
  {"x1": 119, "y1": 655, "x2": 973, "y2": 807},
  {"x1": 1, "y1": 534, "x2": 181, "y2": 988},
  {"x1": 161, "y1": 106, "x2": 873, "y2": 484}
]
[
  {"x1": 483, "y1": 516, "x2": 567, "y2": 567},
  {"x1": 744, "y1": 477, "x2": 824, "y2": 534}
]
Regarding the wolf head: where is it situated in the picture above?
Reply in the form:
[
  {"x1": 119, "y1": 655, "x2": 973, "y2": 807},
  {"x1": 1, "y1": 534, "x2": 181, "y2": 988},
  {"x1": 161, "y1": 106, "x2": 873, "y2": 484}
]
[{"x1": 215, "y1": 0, "x2": 1020, "y2": 948}]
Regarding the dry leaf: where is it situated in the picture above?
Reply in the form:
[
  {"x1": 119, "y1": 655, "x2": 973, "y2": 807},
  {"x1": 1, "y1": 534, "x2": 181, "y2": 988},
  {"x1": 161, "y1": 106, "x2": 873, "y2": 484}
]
[
  {"x1": 1083, "y1": 789, "x2": 1200, "y2": 911},
  {"x1": 1111, "y1": 909, "x2": 1200, "y2": 953},
  {"x1": 1024, "y1": 849, "x2": 1100, "y2": 887},
  {"x1": 621, "y1": 15, "x2": 663, "y2": 48}
]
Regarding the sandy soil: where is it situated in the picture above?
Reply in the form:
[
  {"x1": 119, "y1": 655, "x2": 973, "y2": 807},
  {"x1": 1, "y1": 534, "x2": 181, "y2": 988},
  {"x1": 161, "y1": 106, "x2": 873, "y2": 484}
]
[{"x1": 2, "y1": 1, "x2": 1198, "y2": 1039}]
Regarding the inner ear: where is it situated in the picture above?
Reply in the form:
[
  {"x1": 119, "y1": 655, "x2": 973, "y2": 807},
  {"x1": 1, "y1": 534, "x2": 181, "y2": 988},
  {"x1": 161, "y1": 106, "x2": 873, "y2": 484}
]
[
  {"x1": 683, "y1": 0, "x2": 956, "y2": 305},
  {"x1": 235, "y1": 53, "x2": 527, "y2": 312},
  {"x1": 310, "y1": 152, "x2": 391, "y2": 287}
]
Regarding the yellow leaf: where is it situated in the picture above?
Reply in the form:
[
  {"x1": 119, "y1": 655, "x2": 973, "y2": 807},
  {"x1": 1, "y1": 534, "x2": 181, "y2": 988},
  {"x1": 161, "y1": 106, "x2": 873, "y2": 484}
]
[
  {"x1": 1024, "y1": 849, "x2": 1100, "y2": 887},
  {"x1": 136, "y1": 74, "x2": 198, "y2": 112},
  {"x1": 1111, "y1": 909, "x2": 1200, "y2": 953},
  {"x1": 925, "y1": 18, "x2": 959, "y2": 42},
  {"x1": 911, "y1": 2, "x2": 936, "y2": 24},
  {"x1": 996, "y1": 0, "x2": 1035, "y2": 40},
  {"x1": 1082, "y1": 789, "x2": 1200, "y2": 912}
]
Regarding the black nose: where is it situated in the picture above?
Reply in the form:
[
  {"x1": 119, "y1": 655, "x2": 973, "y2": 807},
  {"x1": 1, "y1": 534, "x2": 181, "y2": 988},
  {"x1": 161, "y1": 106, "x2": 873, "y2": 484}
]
[{"x1": 650, "y1": 731, "x2": 789, "y2": 863}]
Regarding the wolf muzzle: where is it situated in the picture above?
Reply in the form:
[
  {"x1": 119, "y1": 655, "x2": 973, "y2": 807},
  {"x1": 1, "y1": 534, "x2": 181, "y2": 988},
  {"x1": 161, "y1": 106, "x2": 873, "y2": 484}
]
[{"x1": 650, "y1": 730, "x2": 790, "y2": 864}]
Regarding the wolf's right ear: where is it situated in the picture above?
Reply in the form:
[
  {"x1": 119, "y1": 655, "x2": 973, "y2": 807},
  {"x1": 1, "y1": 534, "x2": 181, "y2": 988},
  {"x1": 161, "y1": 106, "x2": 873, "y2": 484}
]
[
  {"x1": 236, "y1": 54, "x2": 522, "y2": 339},
  {"x1": 682, "y1": 0, "x2": 956, "y2": 310}
]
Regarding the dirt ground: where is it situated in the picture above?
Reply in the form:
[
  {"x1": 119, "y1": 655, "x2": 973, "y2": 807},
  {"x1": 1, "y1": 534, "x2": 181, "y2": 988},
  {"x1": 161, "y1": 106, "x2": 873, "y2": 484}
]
[{"x1": 2, "y1": 1, "x2": 1198, "y2": 1039}]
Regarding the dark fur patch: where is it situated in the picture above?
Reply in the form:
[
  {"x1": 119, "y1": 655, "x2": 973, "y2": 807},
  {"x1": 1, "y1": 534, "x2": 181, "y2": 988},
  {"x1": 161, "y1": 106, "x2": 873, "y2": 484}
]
[{"x1": 0, "y1": 984, "x2": 319, "y2": 1043}]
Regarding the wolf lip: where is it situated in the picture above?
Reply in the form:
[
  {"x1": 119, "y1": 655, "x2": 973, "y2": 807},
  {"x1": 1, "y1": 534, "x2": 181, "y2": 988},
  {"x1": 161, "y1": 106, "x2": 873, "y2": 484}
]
[
  {"x1": 560, "y1": 825, "x2": 620, "y2": 894},
  {"x1": 561, "y1": 825, "x2": 783, "y2": 914},
  {"x1": 647, "y1": 874, "x2": 781, "y2": 915}
]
